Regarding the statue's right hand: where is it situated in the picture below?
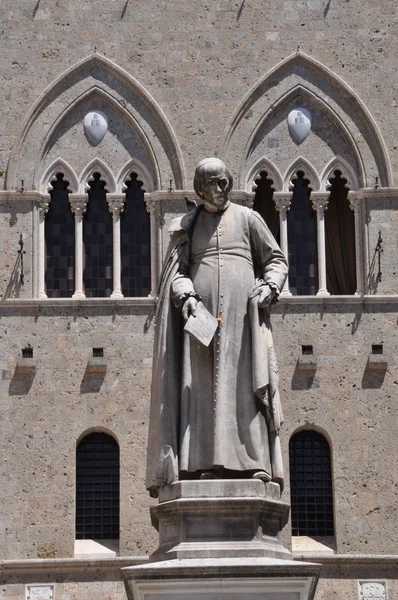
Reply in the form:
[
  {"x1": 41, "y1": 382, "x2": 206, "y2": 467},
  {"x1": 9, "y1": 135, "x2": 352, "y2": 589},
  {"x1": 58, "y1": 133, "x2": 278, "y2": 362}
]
[{"x1": 182, "y1": 296, "x2": 198, "y2": 320}]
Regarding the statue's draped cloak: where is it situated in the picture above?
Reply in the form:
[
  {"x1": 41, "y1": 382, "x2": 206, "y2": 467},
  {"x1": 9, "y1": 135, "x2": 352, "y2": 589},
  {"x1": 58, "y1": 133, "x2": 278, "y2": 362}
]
[{"x1": 146, "y1": 203, "x2": 288, "y2": 492}]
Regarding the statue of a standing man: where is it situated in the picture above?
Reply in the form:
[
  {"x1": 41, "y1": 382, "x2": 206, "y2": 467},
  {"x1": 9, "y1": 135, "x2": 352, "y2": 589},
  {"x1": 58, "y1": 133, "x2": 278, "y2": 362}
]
[{"x1": 146, "y1": 158, "x2": 288, "y2": 498}]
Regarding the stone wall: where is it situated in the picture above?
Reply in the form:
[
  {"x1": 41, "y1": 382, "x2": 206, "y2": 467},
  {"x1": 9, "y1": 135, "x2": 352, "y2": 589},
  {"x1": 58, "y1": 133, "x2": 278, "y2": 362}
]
[{"x1": 1, "y1": 1, "x2": 398, "y2": 599}]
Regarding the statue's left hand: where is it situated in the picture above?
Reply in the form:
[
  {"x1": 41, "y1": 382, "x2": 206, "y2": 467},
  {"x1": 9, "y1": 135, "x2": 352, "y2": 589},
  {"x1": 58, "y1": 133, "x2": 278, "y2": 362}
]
[
  {"x1": 249, "y1": 282, "x2": 275, "y2": 307},
  {"x1": 257, "y1": 285, "x2": 274, "y2": 307}
]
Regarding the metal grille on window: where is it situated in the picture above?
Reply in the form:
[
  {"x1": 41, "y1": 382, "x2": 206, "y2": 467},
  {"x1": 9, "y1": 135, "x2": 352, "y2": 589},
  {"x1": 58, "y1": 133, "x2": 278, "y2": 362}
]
[
  {"x1": 76, "y1": 432, "x2": 120, "y2": 540},
  {"x1": 45, "y1": 173, "x2": 75, "y2": 297},
  {"x1": 84, "y1": 173, "x2": 113, "y2": 297},
  {"x1": 289, "y1": 430, "x2": 334, "y2": 537},
  {"x1": 121, "y1": 173, "x2": 151, "y2": 297}
]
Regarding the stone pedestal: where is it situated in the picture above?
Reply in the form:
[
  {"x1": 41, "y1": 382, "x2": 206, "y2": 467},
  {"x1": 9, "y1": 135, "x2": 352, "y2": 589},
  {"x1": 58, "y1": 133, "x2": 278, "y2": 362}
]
[
  {"x1": 151, "y1": 480, "x2": 291, "y2": 561},
  {"x1": 123, "y1": 557, "x2": 320, "y2": 600},
  {"x1": 122, "y1": 481, "x2": 320, "y2": 600}
]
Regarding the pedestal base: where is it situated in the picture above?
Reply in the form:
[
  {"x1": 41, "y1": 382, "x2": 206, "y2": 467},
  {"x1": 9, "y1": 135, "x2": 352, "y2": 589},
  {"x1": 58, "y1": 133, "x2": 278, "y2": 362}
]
[
  {"x1": 123, "y1": 480, "x2": 320, "y2": 600},
  {"x1": 123, "y1": 557, "x2": 321, "y2": 600},
  {"x1": 150, "y1": 480, "x2": 291, "y2": 561}
]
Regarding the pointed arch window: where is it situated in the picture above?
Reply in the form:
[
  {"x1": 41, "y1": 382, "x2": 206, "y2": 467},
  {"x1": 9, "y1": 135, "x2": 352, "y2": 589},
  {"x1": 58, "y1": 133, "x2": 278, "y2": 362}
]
[
  {"x1": 76, "y1": 432, "x2": 120, "y2": 541},
  {"x1": 253, "y1": 171, "x2": 279, "y2": 241},
  {"x1": 84, "y1": 172, "x2": 113, "y2": 297},
  {"x1": 121, "y1": 173, "x2": 151, "y2": 297},
  {"x1": 45, "y1": 173, "x2": 75, "y2": 297},
  {"x1": 287, "y1": 172, "x2": 318, "y2": 295},
  {"x1": 289, "y1": 430, "x2": 334, "y2": 537},
  {"x1": 325, "y1": 170, "x2": 356, "y2": 295}
]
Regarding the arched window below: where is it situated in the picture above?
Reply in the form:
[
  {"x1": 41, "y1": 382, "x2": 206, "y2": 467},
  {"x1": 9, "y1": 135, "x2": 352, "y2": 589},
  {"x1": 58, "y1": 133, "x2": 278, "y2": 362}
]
[
  {"x1": 76, "y1": 432, "x2": 120, "y2": 541},
  {"x1": 45, "y1": 173, "x2": 74, "y2": 297},
  {"x1": 289, "y1": 430, "x2": 334, "y2": 537}
]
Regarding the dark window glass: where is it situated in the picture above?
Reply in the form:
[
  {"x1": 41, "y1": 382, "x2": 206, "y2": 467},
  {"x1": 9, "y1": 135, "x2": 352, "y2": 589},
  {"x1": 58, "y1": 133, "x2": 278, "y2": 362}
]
[
  {"x1": 253, "y1": 171, "x2": 279, "y2": 242},
  {"x1": 45, "y1": 173, "x2": 74, "y2": 297},
  {"x1": 84, "y1": 173, "x2": 113, "y2": 297},
  {"x1": 325, "y1": 170, "x2": 356, "y2": 295},
  {"x1": 289, "y1": 430, "x2": 334, "y2": 537},
  {"x1": 76, "y1": 432, "x2": 120, "y2": 540},
  {"x1": 121, "y1": 173, "x2": 151, "y2": 297},
  {"x1": 287, "y1": 172, "x2": 317, "y2": 295}
]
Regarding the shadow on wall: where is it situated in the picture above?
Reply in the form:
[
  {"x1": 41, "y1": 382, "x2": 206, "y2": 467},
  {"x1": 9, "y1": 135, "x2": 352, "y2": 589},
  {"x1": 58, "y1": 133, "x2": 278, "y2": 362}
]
[
  {"x1": 9, "y1": 369, "x2": 35, "y2": 395},
  {"x1": 291, "y1": 360, "x2": 319, "y2": 391},
  {"x1": 361, "y1": 367, "x2": 387, "y2": 389},
  {"x1": 80, "y1": 365, "x2": 106, "y2": 393},
  {"x1": 1, "y1": 255, "x2": 22, "y2": 300}
]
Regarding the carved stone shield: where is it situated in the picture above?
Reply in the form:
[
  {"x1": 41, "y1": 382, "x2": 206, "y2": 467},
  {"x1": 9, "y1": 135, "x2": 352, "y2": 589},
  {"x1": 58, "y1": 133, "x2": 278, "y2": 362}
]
[
  {"x1": 83, "y1": 110, "x2": 108, "y2": 145},
  {"x1": 287, "y1": 107, "x2": 311, "y2": 144},
  {"x1": 359, "y1": 581, "x2": 387, "y2": 600}
]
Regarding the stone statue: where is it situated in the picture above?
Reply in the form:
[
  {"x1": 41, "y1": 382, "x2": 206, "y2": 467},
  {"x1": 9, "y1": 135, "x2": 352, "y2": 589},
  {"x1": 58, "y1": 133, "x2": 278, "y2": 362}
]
[{"x1": 146, "y1": 158, "x2": 288, "y2": 498}]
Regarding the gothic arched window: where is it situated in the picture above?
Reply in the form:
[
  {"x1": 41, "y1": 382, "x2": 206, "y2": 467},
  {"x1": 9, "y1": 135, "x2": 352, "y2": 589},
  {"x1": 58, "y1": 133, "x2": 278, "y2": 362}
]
[
  {"x1": 287, "y1": 172, "x2": 318, "y2": 295},
  {"x1": 45, "y1": 173, "x2": 74, "y2": 297},
  {"x1": 253, "y1": 171, "x2": 279, "y2": 241},
  {"x1": 84, "y1": 172, "x2": 113, "y2": 297},
  {"x1": 289, "y1": 430, "x2": 334, "y2": 537},
  {"x1": 325, "y1": 170, "x2": 356, "y2": 295},
  {"x1": 76, "y1": 432, "x2": 120, "y2": 541},
  {"x1": 121, "y1": 173, "x2": 151, "y2": 297}
]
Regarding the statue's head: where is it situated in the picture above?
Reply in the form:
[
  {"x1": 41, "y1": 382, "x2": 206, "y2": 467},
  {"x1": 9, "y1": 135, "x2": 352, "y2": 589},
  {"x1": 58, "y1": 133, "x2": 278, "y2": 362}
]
[{"x1": 194, "y1": 158, "x2": 233, "y2": 212}]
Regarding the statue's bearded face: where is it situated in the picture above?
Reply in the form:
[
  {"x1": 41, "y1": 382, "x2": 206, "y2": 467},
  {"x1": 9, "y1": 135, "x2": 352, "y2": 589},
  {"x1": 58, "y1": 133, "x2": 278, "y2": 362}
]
[{"x1": 201, "y1": 166, "x2": 230, "y2": 210}]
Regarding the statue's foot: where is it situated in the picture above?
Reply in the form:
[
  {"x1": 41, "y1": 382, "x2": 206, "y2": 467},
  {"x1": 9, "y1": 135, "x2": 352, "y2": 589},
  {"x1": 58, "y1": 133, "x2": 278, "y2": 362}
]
[
  {"x1": 252, "y1": 470, "x2": 271, "y2": 482},
  {"x1": 200, "y1": 470, "x2": 220, "y2": 479}
]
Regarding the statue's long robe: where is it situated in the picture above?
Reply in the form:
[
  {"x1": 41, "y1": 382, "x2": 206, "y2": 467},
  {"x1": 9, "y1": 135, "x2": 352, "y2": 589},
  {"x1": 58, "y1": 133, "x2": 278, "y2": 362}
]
[{"x1": 146, "y1": 203, "x2": 288, "y2": 492}]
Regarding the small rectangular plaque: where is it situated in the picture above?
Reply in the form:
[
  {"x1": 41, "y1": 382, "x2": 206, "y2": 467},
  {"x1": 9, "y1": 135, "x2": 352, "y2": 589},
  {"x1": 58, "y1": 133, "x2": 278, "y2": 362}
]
[
  {"x1": 26, "y1": 586, "x2": 54, "y2": 600},
  {"x1": 184, "y1": 302, "x2": 218, "y2": 346}
]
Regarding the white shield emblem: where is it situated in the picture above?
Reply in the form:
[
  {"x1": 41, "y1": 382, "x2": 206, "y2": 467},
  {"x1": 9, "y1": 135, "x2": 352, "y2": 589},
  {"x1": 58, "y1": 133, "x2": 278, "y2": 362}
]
[
  {"x1": 360, "y1": 582, "x2": 386, "y2": 600},
  {"x1": 84, "y1": 111, "x2": 108, "y2": 145},
  {"x1": 288, "y1": 107, "x2": 311, "y2": 144}
]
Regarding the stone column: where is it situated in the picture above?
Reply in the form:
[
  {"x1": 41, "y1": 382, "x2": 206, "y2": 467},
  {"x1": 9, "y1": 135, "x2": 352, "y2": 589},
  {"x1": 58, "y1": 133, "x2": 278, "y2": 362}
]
[
  {"x1": 145, "y1": 196, "x2": 160, "y2": 297},
  {"x1": 107, "y1": 195, "x2": 125, "y2": 299},
  {"x1": 312, "y1": 194, "x2": 330, "y2": 297},
  {"x1": 273, "y1": 192, "x2": 292, "y2": 297},
  {"x1": 348, "y1": 192, "x2": 364, "y2": 296},
  {"x1": 38, "y1": 198, "x2": 50, "y2": 298},
  {"x1": 69, "y1": 196, "x2": 87, "y2": 299}
]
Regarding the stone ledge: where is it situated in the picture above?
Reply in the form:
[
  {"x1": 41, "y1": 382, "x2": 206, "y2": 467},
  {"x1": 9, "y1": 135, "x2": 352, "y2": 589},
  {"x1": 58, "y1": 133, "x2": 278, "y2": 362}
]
[
  {"x1": 293, "y1": 554, "x2": 398, "y2": 565},
  {"x1": 0, "y1": 556, "x2": 148, "y2": 575},
  {"x1": 0, "y1": 297, "x2": 156, "y2": 308},
  {"x1": 123, "y1": 556, "x2": 320, "y2": 576},
  {"x1": 1, "y1": 295, "x2": 398, "y2": 311}
]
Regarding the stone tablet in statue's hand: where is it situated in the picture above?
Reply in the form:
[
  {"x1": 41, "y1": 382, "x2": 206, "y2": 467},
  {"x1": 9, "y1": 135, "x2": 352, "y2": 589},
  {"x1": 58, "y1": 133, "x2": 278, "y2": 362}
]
[{"x1": 182, "y1": 296, "x2": 199, "y2": 320}]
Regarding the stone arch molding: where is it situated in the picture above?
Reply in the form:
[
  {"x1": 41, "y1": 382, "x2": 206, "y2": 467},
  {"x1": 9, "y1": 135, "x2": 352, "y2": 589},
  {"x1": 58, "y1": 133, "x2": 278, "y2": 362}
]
[
  {"x1": 117, "y1": 158, "x2": 155, "y2": 193},
  {"x1": 6, "y1": 53, "x2": 186, "y2": 191},
  {"x1": 41, "y1": 158, "x2": 79, "y2": 194},
  {"x1": 284, "y1": 157, "x2": 320, "y2": 192},
  {"x1": 223, "y1": 52, "x2": 392, "y2": 190},
  {"x1": 246, "y1": 158, "x2": 283, "y2": 192},
  {"x1": 320, "y1": 156, "x2": 359, "y2": 191},
  {"x1": 79, "y1": 158, "x2": 116, "y2": 193}
]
